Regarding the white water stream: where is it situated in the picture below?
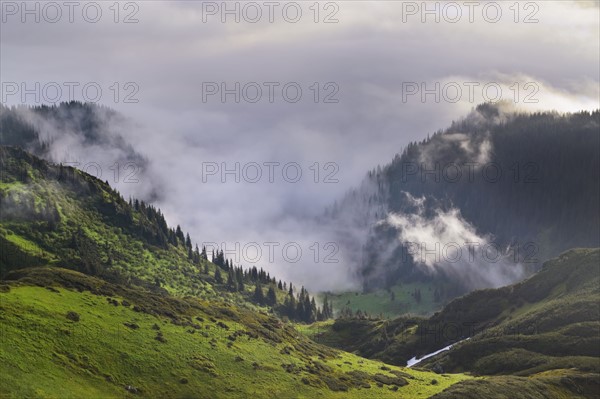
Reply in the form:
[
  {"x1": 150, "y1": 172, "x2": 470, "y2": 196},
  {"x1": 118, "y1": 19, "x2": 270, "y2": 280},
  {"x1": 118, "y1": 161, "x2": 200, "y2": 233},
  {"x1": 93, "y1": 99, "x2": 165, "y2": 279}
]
[{"x1": 406, "y1": 338, "x2": 470, "y2": 368}]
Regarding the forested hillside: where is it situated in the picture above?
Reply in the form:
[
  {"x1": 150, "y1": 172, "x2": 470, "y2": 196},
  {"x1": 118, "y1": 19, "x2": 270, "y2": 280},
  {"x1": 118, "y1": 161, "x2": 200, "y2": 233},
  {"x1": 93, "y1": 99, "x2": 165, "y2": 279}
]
[
  {"x1": 0, "y1": 145, "x2": 329, "y2": 323},
  {"x1": 326, "y1": 104, "x2": 600, "y2": 294}
]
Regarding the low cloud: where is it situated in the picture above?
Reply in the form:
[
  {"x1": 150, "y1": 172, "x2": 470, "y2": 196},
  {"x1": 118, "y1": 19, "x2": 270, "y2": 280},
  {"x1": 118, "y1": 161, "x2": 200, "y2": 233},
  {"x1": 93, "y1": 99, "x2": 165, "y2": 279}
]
[
  {"x1": 385, "y1": 194, "x2": 525, "y2": 290},
  {"x1": 0, "y1": 0, "x2": 597, "y2": 293},
  {"x1": 9, "y1": 104, "x2": 159, "y2": 202}
]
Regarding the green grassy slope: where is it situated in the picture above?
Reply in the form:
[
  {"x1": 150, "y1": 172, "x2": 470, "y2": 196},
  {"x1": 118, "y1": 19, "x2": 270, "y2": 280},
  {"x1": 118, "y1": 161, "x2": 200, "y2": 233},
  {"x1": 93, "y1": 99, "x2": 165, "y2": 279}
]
[{"x1": 0, "y1": 267, "x2": 471, "y2": 398}]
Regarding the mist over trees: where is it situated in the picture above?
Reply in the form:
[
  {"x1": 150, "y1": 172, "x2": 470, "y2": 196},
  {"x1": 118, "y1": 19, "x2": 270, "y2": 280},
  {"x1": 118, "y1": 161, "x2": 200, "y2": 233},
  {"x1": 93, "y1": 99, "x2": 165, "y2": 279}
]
[
  {"x1": 0, "y1": 145, "x2": 332, "y2": 323},
  {"x1": 5, "y1": 101, "x2": 597, "y2": 312},
  {"x1": 326, "y1": 104, "x2": 600, "y2": 293},
  {"x1": 0, "y1": 102, "x2": 144, "y2": 162}
]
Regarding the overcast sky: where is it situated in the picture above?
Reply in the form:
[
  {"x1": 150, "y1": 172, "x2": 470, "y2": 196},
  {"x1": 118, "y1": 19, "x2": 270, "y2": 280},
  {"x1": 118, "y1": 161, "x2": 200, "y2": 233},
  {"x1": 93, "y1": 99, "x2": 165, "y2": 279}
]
[{"x1": 1, "y1": 1, "x2": 599, "y2": 290}]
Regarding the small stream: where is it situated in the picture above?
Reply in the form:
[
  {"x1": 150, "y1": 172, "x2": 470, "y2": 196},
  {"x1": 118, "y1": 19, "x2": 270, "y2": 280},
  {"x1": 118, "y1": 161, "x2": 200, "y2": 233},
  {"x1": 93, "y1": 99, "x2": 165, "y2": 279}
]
[{"x1": 406, "y1": 337, "x2": 470, "y2": 368}]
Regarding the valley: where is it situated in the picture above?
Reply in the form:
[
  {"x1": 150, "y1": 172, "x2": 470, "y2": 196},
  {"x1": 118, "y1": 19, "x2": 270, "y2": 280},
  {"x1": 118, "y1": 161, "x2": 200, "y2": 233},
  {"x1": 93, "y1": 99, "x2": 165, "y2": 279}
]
[
  {"x1": 0, "y1": 268, "x2": 472, "y2": 398},
  {"x1": 2, "y1": 2, "x2": 599, "y2": 397},
  {"x1": 0, "y1": 103, "x2": 598, "y2": 398}
]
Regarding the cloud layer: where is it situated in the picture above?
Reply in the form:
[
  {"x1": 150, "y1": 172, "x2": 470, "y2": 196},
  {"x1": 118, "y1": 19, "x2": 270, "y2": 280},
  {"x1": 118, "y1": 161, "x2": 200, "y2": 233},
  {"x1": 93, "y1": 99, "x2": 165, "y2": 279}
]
[
  {"x1": 386, "y1": 194, "x2": 525, "y2": 290},
  {"x1": 1, "y1": 1, "x2": 598, "y2": 291}
]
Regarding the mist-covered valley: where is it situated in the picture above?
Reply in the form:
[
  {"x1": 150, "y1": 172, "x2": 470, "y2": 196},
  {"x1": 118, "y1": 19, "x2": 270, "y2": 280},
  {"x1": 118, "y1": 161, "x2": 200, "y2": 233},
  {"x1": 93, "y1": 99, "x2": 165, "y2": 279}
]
[
  {"x1": 1, "y1": 1, "x2": 599, "y2": 398},
  {"x1": 3, "y1": 102, "x2": 597, "y2": 301}
]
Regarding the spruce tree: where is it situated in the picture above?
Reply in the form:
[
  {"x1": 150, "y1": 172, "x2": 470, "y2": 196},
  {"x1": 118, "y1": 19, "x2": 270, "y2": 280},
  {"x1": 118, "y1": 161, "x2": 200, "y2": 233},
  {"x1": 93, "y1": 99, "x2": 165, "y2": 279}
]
[
  {"x1": 310, "y1": 298, "x2": 318, "y2": 323},
  {"x1": 193, "y1": 244, "x2": 200, "y2": 264},
  {"x1": 322, "y1": 295, "x2": 332, "y2": 319},
  {"x1": 176, "y1": 225, "x2": 184, "y2": 243},
  {"x1": 215, "y1": 268, "x2": 223, "y2": 284},
  {"x1": 266, "y1": 286, "x2": 277, "y2": 306},
  {"x1": 253, "y1": 283, "x2": 265, "y2": 305},
  {"x1": 226, "y1": 270, "x2": 237, "y2": 292},
  {"x1": 287, "y1": 294, "x2": 297, "y2": 319}
]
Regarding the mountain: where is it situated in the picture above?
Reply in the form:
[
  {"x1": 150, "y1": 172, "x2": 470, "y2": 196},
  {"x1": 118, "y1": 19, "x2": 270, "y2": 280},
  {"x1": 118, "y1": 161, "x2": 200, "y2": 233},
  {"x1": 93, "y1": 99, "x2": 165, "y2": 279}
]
[
  {"x1": 0, "y1": 146, "x2": 474, "y2": 397},
  {"x1": 325, "y1": 104, "x2": 600, "y2": 298},
  {"x1": 302, "y1": 248, "x2": 600, "y2": 398}
]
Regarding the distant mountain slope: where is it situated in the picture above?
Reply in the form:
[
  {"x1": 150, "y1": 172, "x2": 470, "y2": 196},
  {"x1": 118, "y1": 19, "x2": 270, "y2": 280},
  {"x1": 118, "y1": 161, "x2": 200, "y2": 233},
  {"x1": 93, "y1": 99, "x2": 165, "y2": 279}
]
[
  {"x1": 303, "y1": 248, "x2": 600, "y2": 397},
  {"x1": 326, "y1": 104, "x2": 600, "y2": 294},
  {"x1": 419, "y1": 248, "x2": 599, "y2": 374}
]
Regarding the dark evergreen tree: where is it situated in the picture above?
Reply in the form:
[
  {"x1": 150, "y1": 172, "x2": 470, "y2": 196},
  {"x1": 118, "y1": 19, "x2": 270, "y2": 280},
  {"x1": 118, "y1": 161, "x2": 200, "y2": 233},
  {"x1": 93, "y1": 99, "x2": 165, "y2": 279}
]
[
  {"x1": 185, "y1": 233, "x2": 192, "y2": 250},
  {"x1": 193, "y1": 244, "x2": 200, "y2": 264},
  {"x1": 226, "y1": 269, "x2": 238, "y2": 292},
  {"x1": 214, "y1": 268, "x2": 223, "y2": 284},
  {"x1": 253, "y1": 283, "x2": 265, "y2": 305},
  {"x1": 321, "y1": 295, "x2": 333, "y2": 319},
  {"x1": 310, "y1": 298, "x2": 318, "y2": 323},
  {"x1": 266, "y1": 286, "x2": 277, "y2": 306},
  {"x1": 175, "y1": 225, "x2": 184, "y2": 243}
]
